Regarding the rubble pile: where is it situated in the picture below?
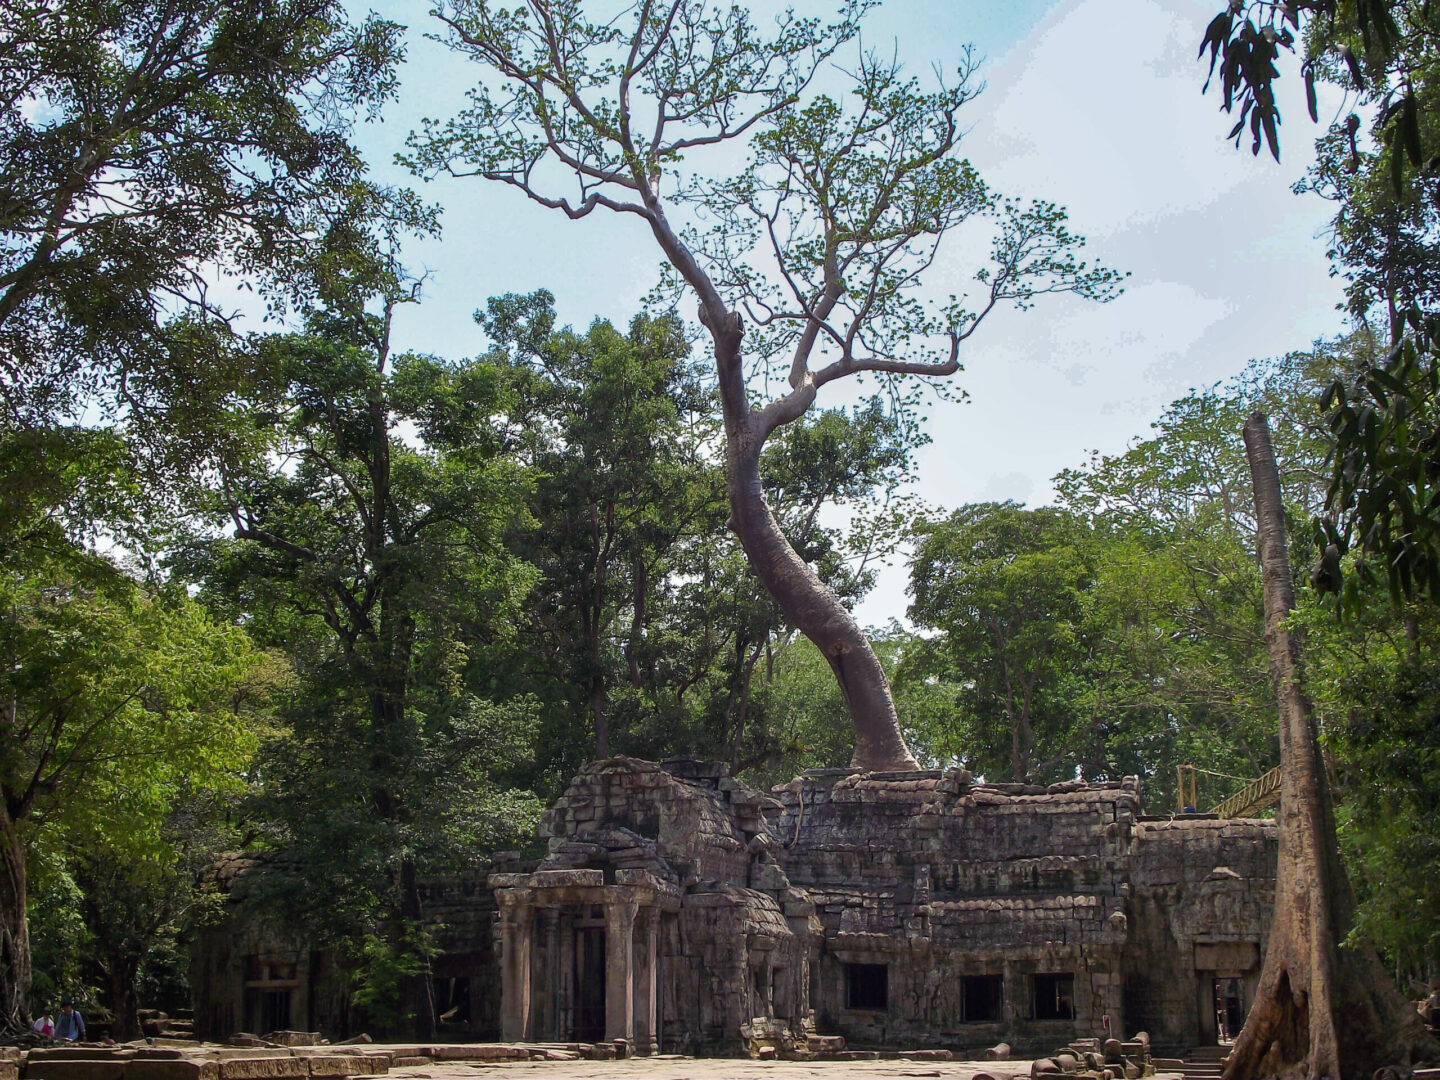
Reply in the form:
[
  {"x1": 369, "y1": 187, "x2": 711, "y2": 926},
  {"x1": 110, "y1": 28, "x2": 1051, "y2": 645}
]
[{"x1": 1030, "y1": 1034, "x2": 1155, "y2": 1080}]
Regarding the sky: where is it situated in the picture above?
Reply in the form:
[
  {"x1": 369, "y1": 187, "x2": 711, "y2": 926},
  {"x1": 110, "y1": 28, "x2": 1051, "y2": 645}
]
[{"x1": 342, "y1": 0, "x2": 1350, "y2": 626}]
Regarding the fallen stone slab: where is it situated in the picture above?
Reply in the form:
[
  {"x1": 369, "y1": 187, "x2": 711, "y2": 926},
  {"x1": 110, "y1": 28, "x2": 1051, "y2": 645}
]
[
  {"x1": 127, "y1": 1061, "x2": 220, "y2": 1080},
  {"x1": 298, "y1": 1059, "x2": 385, "y2": 1079},
  {"x1": 426, "y1": 1047, "x2": 525, "y2": 1064},
  {"x1": 899, "y1": 1051, "x2": 954, "y2": 1061},
  {"x1": 29, "y1": 1052, "x2": 136, "y2": 1063},
  {"x1": 216, "y1": 1058, "x2": 308, "y2": 1080},
  {"x1": 1, "y1": 1061, "x2": 18, "y2": 1080},
  {"x1": 384, "y1": 1062, "x2": 427, "y2": 1069},
  {"x1": 26, "y1": 1061, "x2": 131, "y2": 1080},
  {"x1": 836, "y1": 1051, "x2": 880, "y2": 1061}
]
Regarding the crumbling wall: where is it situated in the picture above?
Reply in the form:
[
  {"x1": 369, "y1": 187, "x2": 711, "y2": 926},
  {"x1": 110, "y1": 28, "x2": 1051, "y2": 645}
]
[
  {"x1": 1124, "y1": 817, "x2": 1278, "y2": 1053},
  {"x1": 771, "y1": 770, "x2": 1144, "y2": 1054}
]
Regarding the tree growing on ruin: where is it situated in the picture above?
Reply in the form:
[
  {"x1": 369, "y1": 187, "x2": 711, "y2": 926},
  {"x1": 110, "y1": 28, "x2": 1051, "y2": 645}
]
[{"x1": 409, "y1": 0, "x2": 1123, "y2": 770}]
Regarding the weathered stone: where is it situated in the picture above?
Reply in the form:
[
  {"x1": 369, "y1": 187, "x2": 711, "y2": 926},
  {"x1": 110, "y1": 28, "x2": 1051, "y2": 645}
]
[
  {"x1": 25, "y1": 1063, "x2": 130, "y2": 1080},
  {"x1": 216, "y1": 1058, "x2": 307, "y2": 1080},
  {"x1": 297, "y1": 1058, "x2": 381, "y2": 1078},
  {"x1": 126, "y1": 1062, "x2": 219, "y2": 1080},
  {"x1": 200, "y1": 753, "x2": 1279, "y2": 1057}
]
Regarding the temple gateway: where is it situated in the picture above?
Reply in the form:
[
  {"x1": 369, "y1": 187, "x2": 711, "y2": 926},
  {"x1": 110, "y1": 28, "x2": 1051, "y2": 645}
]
[{"x1": 483, "y1": 756, "x2": 1278, "y2": 1057}]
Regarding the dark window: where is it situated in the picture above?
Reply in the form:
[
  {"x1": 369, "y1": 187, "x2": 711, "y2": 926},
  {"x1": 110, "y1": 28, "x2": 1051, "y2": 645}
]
[
  {"x1": 262, "y1": 989, "x2": 291, "y2": 1032},
  {"x1": 845, "y1": 963, "x2": 888, "y2": 1010},
  {"x1": 572, "y1": 927, "x2": 607, "y2": 1041},
  {"x1": 961, "y1": 974, "x2": 1004, "y2": 1022},
  {"x1": 1032, "y1": 973, "x2": 1075, "y2": 1020}
]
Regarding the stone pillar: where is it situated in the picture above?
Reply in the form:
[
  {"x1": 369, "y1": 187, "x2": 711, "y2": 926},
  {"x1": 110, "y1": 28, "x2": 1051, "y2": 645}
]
[
  {"x1": 558, "y1": 910, "x2": 575, "y2": 1039},
  {"x1": 500, "y1": 901, "x2": 533, "y2": 1041},
  {"x1": 604, "y1": 896, "x2": 637, "y2": 1044},
  {"x1": 634, "y1": 907, "x2": 659, "y2": 1054},
  {"x1": 539, "y1": 909, "x2": 560, "y2": 1040}
]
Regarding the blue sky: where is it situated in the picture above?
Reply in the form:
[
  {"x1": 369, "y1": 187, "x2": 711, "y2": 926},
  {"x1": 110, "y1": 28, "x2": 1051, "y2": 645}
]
[{"x1": 342, "y1": 0, "x2": 1349, "y2": 625}]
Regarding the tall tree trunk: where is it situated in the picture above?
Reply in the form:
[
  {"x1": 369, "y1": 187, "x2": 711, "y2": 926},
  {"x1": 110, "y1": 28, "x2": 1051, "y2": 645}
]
[
  {"x1": 103, "y1": 958, "x2": 141, "y2": 1041},
  {"x1": 0, "y1": 811, "x2": 30, "y2": 1032},
  {"x1": 1227, "y1": 412, "x2": 1428, "y2": 1080},
  {"x1": 398, "y1": 858, "x2": 435, "y2": 1040},
  {"x1": 726, "y1": 433, "x2": 917, "y2": 772}
]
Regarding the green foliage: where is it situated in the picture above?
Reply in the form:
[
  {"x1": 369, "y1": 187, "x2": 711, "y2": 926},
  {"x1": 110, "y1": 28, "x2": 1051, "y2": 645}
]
[
  {"x1": 907, "y1": 503, "x2": 1096, "y2": 784},
  {"x1": 166, "y1": 305, "x2": 543, "y2": 1030},
  {"x1": 0, "y1": 566, "x2": 266, "y2": 854},
  {"x1": 0, "y1": 0, "x2": 426, "y2": 425},
  {"x1": 1318, "y1": 319, "x2": 1440, "y2": 606},
  {"x1": 1198, "y1": 2, "x2": 1431, "y2": 166},
  {"x1": 344, "y1": 923, "x2": 438, "y2": 1032}
]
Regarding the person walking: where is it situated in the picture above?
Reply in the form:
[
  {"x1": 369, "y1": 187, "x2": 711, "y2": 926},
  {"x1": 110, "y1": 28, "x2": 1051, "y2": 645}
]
[
  {"x1": 54, "y1": 1000, "x2": 85, "y2": 1041},
  {"x1": 32, "y1": 1010, "x2": 54, "y2": 1037}
]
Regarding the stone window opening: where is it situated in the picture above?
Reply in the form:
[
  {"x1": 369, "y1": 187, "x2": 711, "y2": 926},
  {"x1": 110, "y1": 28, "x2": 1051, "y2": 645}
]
[
  {"x1": 960, "y1": 974, "x2": 1004, "y2": 1022},
  {"x1": 845, "y1": 962, "x2": 889, "y2": 1011},
  {"x1": 750, "y1": 965, "x2": 773, "y2": 1018},
  {"x1": 1032, "y1": 972, "x2": 1075, "y2": 1020},
  {"x1": 260, "y1": 989, "x2": 290, "y2": 1032},
  {"x1": 437, "y1": 976, "x2": 471, "y2": 1025}
]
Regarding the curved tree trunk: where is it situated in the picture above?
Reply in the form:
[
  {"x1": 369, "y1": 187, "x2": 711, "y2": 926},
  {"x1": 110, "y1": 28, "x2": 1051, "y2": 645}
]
[
  {"x1": 710, "y1": 315, "x2": 917, "y2": 772},
  {"x1": 1227, "y1": 412, "x2": 1429, "y2": 1080}
]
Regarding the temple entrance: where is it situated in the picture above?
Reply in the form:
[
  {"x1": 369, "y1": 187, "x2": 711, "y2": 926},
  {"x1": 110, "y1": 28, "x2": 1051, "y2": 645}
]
[
  {"x1": 1213, "y1": 977, "x2": 1244, "y2": 1043},
  {"x1": 572, "y1": 926, "x2": 606, "y2": 1041}
]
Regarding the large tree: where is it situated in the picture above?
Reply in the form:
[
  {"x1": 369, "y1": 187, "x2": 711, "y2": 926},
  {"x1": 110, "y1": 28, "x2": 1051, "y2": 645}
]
[
  {"x1": 1224, "y1": 413, "x2": 1427, "y2": 1080},
  {"x1": 0, "y1": 0, "x2": 421, "y2": 427},
  {"x1": 908, "y1": 503, "x2": 1097, "y2": 784},
  {"x1": 408, "y1": 0, "x2": 1122, "y2": 770},
  {"x1": 173, "y1": 304, "x2": 540, "y2": 1036},
  {"x1": 0, "y1": 556, "x2": 266, "y2": 1031}
]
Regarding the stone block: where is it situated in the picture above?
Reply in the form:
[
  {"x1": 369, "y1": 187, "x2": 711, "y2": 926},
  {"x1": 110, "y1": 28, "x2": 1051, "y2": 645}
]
[
  {"x1": 217, "y1": 1059, "x2": 307, "y2": 1080},
  {"x1": 428, "y1": 1047, "x2": 525, "y2": 1063},
  {"x1": 298, "y1": 1059, "x2": 380, "y2": 1079},
  {"x1": 127, "y1": 1062, "x2": 220, "y2": 1080},
  {"x1": 26, "y1": 1063, "x2": 131, "y2": 1080},
  {"x1": 0, "y1": 1063, "x2": 16, "y2": 1080},
  {"x1": 898, "y1": 1050, "x2": 953, "y2": 1061}
]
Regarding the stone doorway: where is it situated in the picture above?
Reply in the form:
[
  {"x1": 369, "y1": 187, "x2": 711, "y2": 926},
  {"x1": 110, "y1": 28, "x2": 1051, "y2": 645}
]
[
  {"x1": 572, "y1": 925, "x2": 606, "y2": 1041},
  {"x1": 1212, "y1": 977, "x2": 1244, "y2": 1043}
]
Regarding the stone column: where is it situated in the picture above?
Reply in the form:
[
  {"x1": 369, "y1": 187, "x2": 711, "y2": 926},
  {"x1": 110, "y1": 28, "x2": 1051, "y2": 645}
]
[
  {"x1": 500, "y1": 901, "x2": 533, "y2": 1041},
  {"x1": 558, "y1": 910, "x2": 575, "y2": 1040},
  {"x1": 604, "y1": 896, "x2": 637, "y2": 1044},
  {"x1": 633, "y1": 907, "x2": 659, "y2": 1054},
  {"x1": 539, "y1": 909, "x2": 560, "y2": 1040}
]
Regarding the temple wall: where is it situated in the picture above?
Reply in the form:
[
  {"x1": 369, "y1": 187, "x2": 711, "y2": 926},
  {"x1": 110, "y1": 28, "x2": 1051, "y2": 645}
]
[{"x1": 195, "y1": 758, "x2": 1279, "y2": 1056}]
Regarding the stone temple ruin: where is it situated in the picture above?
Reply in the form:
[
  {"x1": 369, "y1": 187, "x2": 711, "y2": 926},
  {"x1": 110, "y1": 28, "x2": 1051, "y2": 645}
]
[
  {"x1": 485, "y1": 756, "x2": 1277, "y2": 1055},
  {"x1": 195, "y1": 756, "x2": 1278, "y2": 1057}
]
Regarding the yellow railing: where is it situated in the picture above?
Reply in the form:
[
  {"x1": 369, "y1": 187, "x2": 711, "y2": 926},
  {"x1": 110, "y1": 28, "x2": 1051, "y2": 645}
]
[{"x1": 1210, "y1": 765, "x2": 1282, "y2": 819}]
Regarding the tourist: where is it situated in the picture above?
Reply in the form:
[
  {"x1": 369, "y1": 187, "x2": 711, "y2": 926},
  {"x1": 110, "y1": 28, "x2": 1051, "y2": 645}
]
[
  {"x1": 54, "y1": 1000, "x2": 85, "y2": 1041},
  {"x1": 32, "y1": 1010, "x2": 54, "y2": 1037}
]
